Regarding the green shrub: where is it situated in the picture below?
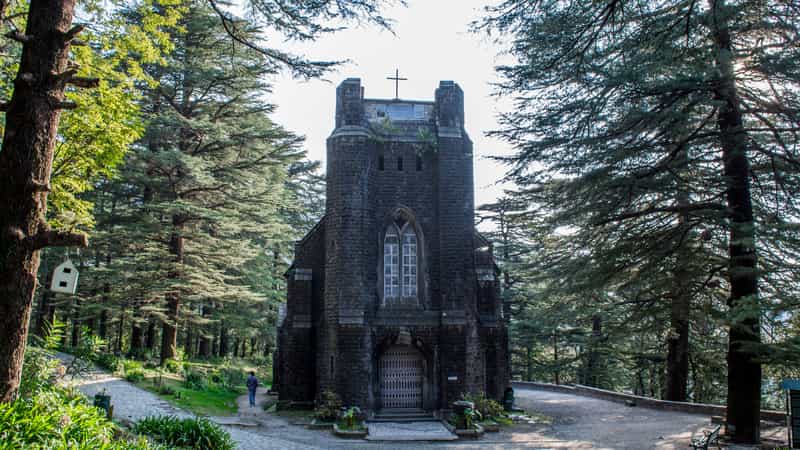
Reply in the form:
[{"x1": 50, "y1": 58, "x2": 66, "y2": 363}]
[
  {"x1": 122, "y1": 359, "x2": 143, "y2": 373},
  {"x1": 461, "y1": 391, "x2": 505, "y2": 419},
  {"x1": 163, "y1": 359, "x2": 181, "y2": 373},
  {"x1": 19, "y1": 345, "x2": 60, "y2": 398},
  {"x1": 183, "y1": 369, "x2": 207, "y2": 390},
  {"x1": 0, "y1": 386, "x2": 161, "y2": 449},
  {"x1": 157, "y1": 386, "x2": 176, "y2": 396},
  {"x1": 218, "y1": 366, "x2": 245, "y2": 391},
  {"x1": 93, "y1": 353, "x2": 121, "y2": 373},
  {"x1": 314, "y1": 390, "x2": 342, "y2": 422},
  {"x1": 133, "y1": 416, "x2": 235, "y2": 450},
  {"x1": 124, "y1": 368, "x2": 145, "y2": 383},
  {"x1": 340, "y1": 406, "x2": 364, "y2": 430}
]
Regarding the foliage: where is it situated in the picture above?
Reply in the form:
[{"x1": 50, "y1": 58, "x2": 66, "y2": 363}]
[
  {"x1": 0, "y1": 387, "x2": 158, "y2": 450},
  {"x1": 183, "y1": 369, "x2": 207, "y2": 391},
  {"x1": 122, "y1": 360, "x2": 145, "y2": 382},
  {"x1": 460, "y1": 392, "x2": 504, "y2": 419},
  {"x1": 20, "y1": 319, "x2": 66, "y2": 398},
  {"x1": 339, "y1": 406, "x2": 364, "y2": 430},
  {"x1": 93, "y1": 353, "x2": 122, "y2": 373},
  {"x1": 213, "y1": 365, "x2": 246, "y2": 392},
  {"x1": 314, "y1": 390, "x2": 342, "y2": 422},
  {"x1": 163, "y1": 359, "x2": 181, "y2": 374},
  {"x1": 124, "y1": 369, "x2": 145, "y2": 383},
  {"x1": 133, "y1": 416, "x2": 235, "y2": 450},
  {"x1": 157, "y1": 385, "x2": 176, "y2": 396},
  {"x1": 19, "y1": 346, "x2": 61, "y2": 400}
]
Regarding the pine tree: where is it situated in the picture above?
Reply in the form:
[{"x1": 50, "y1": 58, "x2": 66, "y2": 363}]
[{"x1": 477, "y1": 1, "x2": 800, "y2": 442}]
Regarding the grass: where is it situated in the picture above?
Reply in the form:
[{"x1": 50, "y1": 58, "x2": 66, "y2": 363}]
[{"x1": 134, "y1": 375, "x2": 240, "y2": 416}]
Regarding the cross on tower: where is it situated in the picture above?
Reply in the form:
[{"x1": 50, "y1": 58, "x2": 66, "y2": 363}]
[{"x1": 386, "y1": 68, "x2": 407, "y2": 99}]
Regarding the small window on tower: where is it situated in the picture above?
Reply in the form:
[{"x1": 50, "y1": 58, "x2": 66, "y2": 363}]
[
  {"x1": 416, "y1": 155, "x2": 422, "y2": 171},
  {"x1": 397, "y1": 157, "x2": 403, "y2": 171},
  {"x1": 379, "y1": 155, "x2": 384, "y2": 171}
]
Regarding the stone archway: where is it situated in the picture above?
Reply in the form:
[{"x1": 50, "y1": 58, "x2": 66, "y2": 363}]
[{"x1": 379, "y1": 345, "x2": 424, "y2": 409}]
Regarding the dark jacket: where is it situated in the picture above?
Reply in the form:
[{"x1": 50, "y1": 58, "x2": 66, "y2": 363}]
[{"x1": 246, "y1": 375, "x2": 258, "y2": 391}]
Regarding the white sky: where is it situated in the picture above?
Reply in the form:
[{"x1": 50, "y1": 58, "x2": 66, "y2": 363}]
[{"x1": 267, "y1": 0, "x2": 514, "y2": 208}]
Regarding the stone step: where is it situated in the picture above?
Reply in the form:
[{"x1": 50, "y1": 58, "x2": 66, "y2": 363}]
[
  {"x1": 369, "y1": 409, "x2": 438, "y2": 422},
  {"x1": 366, "y1": 421, "x2": 458, "y2": 441}
]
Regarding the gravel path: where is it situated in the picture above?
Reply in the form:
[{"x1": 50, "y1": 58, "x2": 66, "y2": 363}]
[{"x1": 60, "y1": 354, "x2": 782, "y2": 449}]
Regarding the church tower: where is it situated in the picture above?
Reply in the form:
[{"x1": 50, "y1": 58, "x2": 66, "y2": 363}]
[{"x1": 275, "y1": 78, "x2": 509, "y2": 414}]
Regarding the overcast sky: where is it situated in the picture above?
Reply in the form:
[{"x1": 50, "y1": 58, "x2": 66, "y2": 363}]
[{"x1": 268, "y1": 0, "x2": 514, "y2": 208}]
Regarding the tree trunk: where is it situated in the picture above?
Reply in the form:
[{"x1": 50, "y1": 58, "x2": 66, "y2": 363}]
[
  {"x1": 553, "y1": 329, "x2": 560, "y2": 385},
  {"x1": 0, "y1": 0, "x2": 89, "y2": 402},
  {"x1": 145, "y1": 318, "x2": 156, "y2": 350},
  {"x1": 184, "y1": 322, "x2": 193, "y2": 359},
  {"x1": 101, "y1": 263, "x2": 111, "y2": 340},
  {"x1": 160, "y1": 295, "x2": 179, "y2": 363},
  {"x1": 586, "y1": 315, "x2": 602, "y2": 387},
  {"x1": 218, "y1": 321, "x2": 228, "y2": 357},
  {"x1": 665, "y1": 175, "x2": 691, "y2": 402},
  {"x1": 198, "y1": 305, "x2": 211, "y2": 358},
  {"x1": 709, "y1": 0, "x2": 761, "y2": 443},
  {"x1": 34, "y1": 270, "x2": 54, "y2": 337},
  {"x1": 70, "y1": 305, "x2": 80, "y2": 347},
  {"x1": 99, "y1": 309, "x2": 108, "y2": 340},
  {"x1": 160, "y1": 216, "x2": 184, "y2": 365},
  {"x1": 525, "y1": 344, "x2": 533, "y2": 381},
  {"x1": 130, "y1": 322, "x2": 143, "y2": 356},
  {"x1": 116, "y1": 313, "x2": 124, "y2": 353}
]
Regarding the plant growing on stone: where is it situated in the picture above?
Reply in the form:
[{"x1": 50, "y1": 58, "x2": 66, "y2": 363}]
[
  {"x1": 340, "y1": 406, "x2": 363, "y2": 430},
  {"x1": 461, "y1": 391, "x2": 505, "y2": 420},
  {"x1": 463, "y1": 406, "x2": 481, "y2": 430},
  {"x1": 314, "y1": 390, "x2": 342, "y2": 422}
]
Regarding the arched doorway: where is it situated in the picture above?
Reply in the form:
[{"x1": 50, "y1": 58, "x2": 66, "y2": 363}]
[{"x1": 379, "y1": 345, "x2": 423, "y2": 409}]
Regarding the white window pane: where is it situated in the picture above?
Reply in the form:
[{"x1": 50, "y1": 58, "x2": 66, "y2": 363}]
[{"x1": 401, "y1": 229, "x2": 418, "y2": 297}]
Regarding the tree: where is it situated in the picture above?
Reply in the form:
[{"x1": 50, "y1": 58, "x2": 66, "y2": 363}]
[
  {"x1": 0, "y1": 0, "x2": 94, "y2": 403},
  {"x1": 478, "y1": 0, "x2": 800, "y2": 443}
]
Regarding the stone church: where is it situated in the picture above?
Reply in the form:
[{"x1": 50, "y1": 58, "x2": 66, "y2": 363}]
[{"x1": 274, "y1": 78, "x2": 509, "y2": 414}]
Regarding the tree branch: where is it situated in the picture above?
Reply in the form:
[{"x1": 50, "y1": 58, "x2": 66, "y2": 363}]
[
  {"x1": 4, "y1": 31, "x2": 32, "y2": 43},
  {"x1": 67, "y1": 76, "x2": 100, "y2": 88},
  {"x1": 29, "y1": 229, "x2": 88, "y2": 250},
  {"x1": 591, "y1": 202, "x2": 726, "y2": 226}
]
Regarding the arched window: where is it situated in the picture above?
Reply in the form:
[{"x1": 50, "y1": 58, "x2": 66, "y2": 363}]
[
  {"x1": 384, "y1": 229, "x2": 399, "y2": 298},
  {"x1": 402, "y1": 229, "x2": 417, "y2": 297},
  {"x1": 383, "y1": 223, "x2": 418, "y2": 302}
]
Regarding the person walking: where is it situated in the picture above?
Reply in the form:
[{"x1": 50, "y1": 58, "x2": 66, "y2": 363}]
[{"x1": 246, "y1": 371, "x2": 259, "y2": 407}]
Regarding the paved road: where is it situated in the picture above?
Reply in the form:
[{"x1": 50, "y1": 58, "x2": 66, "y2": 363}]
[{"x1": 63, "y1": 356, "x2": 776, "y2": 449}]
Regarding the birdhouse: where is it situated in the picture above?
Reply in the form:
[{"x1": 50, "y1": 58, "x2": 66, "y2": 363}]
[{"x1": 50, "y1": 260, "x2": 79, "y2": 294}]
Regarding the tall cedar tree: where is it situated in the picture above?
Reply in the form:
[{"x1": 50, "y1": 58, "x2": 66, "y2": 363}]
[
  {"x1": 0, "y1": 1, "x2": 91, "y2": 403},
  {"x1": 119, "y1": 3, "x2": 306, "y2": 364},
  {"x1": 478, "y1": 0, "x2": 800, "y2": 443}
]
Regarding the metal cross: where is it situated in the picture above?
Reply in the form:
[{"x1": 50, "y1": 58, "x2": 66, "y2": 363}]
[{"x1": 387, "y1": 68, "x2": 407, "y2": 99}]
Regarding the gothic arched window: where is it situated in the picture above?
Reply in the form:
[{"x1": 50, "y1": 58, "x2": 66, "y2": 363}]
[
  {"x1": 383, "y1": 223, "x2": 418, "y2": 302},
  {"x1": 383, "y1": 229, "x2": 399, "y2": 298}
]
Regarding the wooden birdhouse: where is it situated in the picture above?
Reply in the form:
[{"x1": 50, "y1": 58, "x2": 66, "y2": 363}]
[{"x1": 50, "y1": 260, "x2": 79, "y2": 294}]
